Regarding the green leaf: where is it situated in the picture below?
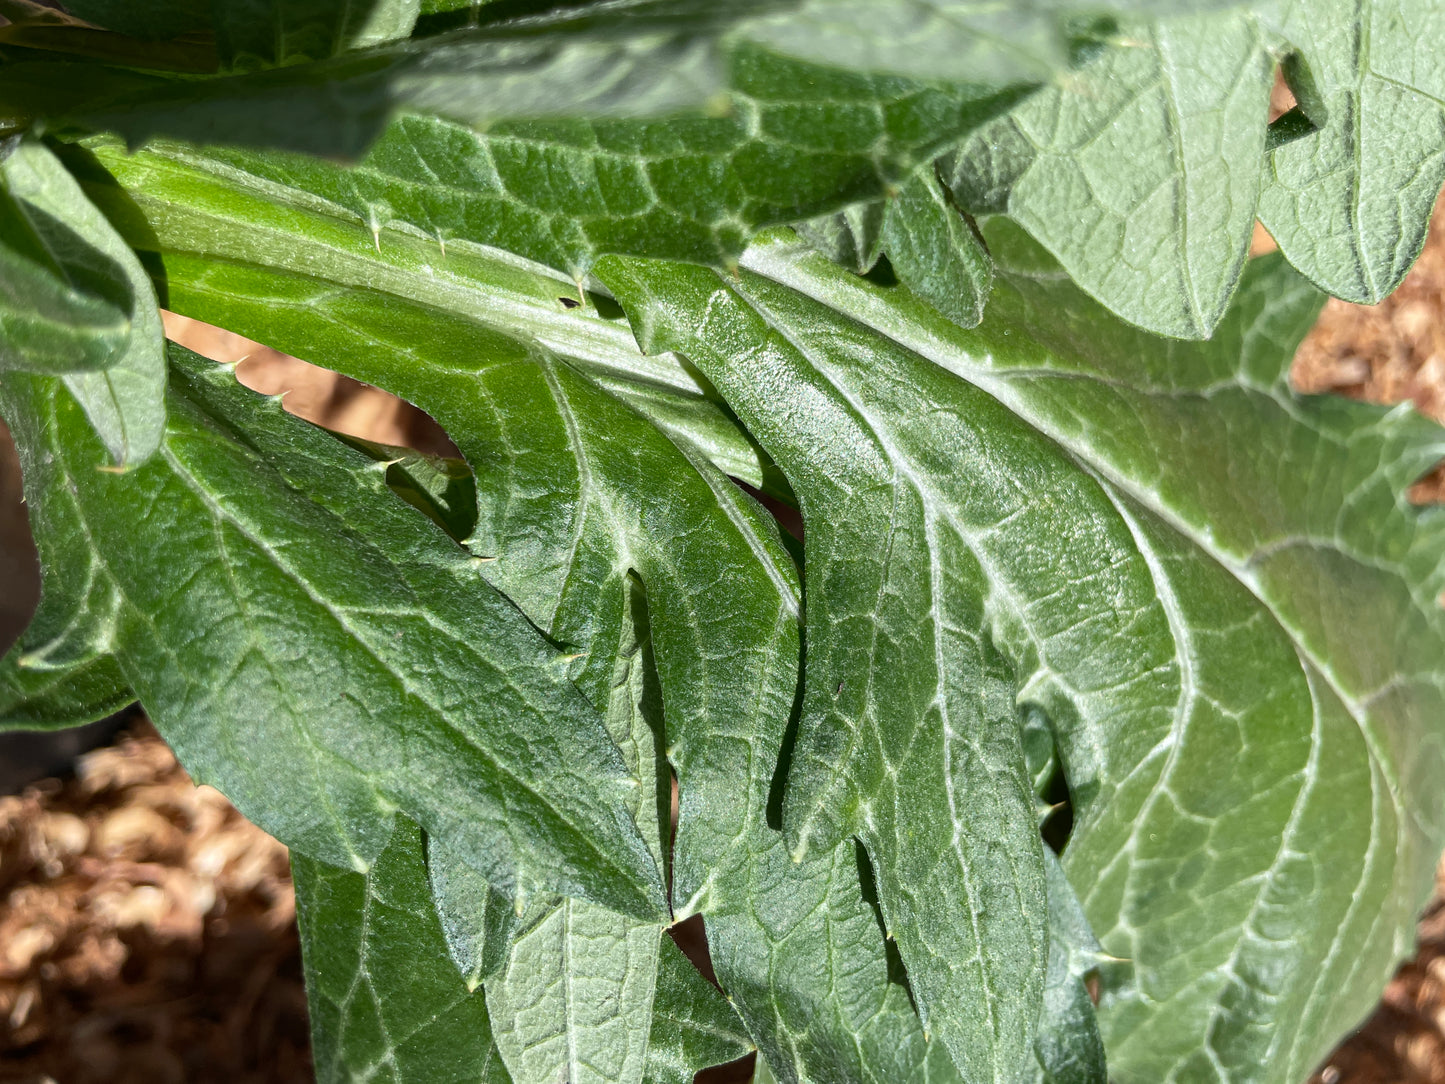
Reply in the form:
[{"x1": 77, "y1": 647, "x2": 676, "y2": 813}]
[
  {"x1": 0, "y1": 169, "x2": 132, "y2": 376},
  {"x1": 1, "y1": 4, "x2": 819, "y2": 160},
  {"x1": 1257, "y1": 0, "x2": 1445, "y2": 303},
  {"x1": 425, "y1": 833, "x2": 516, "y2": 990},
  {"x1": 60, "y1": 97, "x2": 1445, "y2": 1083},
  {"x1": 294, "y1": 816, "x2": 514, "y2": 1084},
  {"x1": 463, "y1": 577, "x2": 749, "y2": 1084},
  {"x1": 933, "y1": 0, "x2": 1445, "y2": 332},
  {"x1": 70, "y1": 135, "x2": 783, "y2": 497},
  {"x1": 1033, "y1": 851, "x2": 1106, "y2": 1084},
  {"x1": 486, "y1": 897, "x2": 667, "y2": 1084},
  {"x1": 0, "y1": 314, "x2": 128, "y2": 692},
  {"x1": 0, "y1": 27, "x2": 733, "y2": 160},
  {"x1": 643, "y1": 936, "x2": 755, "y2": 1084},
  {"x1": 945, "y1": 9, "x2": 1274, "y2": 339},
  {"x1": 795, "y1": 199, "x2": 884, "y2": 274},
  {"x1": 705, "y1": 837, "x2": 969, "y2": 1084},
  {"x1": 4, "y1": 0, "x2": 1062, "y2": 169},
  {"x1": 214, "y1": 0, "x2": 421, "y2": 70},
  {"x1": 89, "y1": 135, "x2": 976, "y2": 1084},
  {"x1": 739, "y1": 0, "x2": 1069, "y2": 84},
  {"x1": 604, "y1": 253, "x2": 1050, "y2": 1084},
  {"x1": 0, "y1": 653, "x2": 133, "y2": 731},
  {"x1": 0, "y1": 250, "x2": 129, "y2": 375},
  {"x1": 307, "y1": 820, "x2": 757, "y2": 1084},
  {"x1": 443, "y1": 573, "x2": 741, "y2": 1084},
  {"x1": 62, "y1": 36, "x2": 1028, "y2": 275},
  {"x1": 0, "y1": 347, "x2": 667, "y2": 919},
  {"x1": 0, "y1": 138, "x2": 164, "y2": 463},
  {"x1": 463, "y1": 574, "x2": 670, "y2": 1084},
  {"x1": 880, "y1": 167, "x2": 993, "y2": 328},
  {"x1": 335, "y1": 437, "x2": 480, "y2": 543},
  {"x1": 603, "y1": 226, "x2": 1445, "y2": 1083},
  {"x1": 36, "y1": 0, "x2": 419, "y2": 68}
]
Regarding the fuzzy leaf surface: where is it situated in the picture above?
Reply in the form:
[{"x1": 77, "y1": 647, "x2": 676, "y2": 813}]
[
  {"x1": 0, "y1": 347, "x2": 666, "y2": 919},
  {"x1": 11, "y1": 1, "x2": 1445, "y2": 338},
  {"x1": 485, "y1": 897, "x2": 665, "y2": 1084},
  {"x1": 945, "y1": 9, "x2": 1273, "y2": 338},
  {"x1": 301, "y1": 814, "x2": 751, "y2": 1084},
  {"x1": 603, "y1": 230, "x2": 1445, "y2": 1084},
  {"x1": 425, "y1": 832, "x2": 516, "y2": 990},
  {"x1": 91, "y1": 136, "x2": 978, "y2": 1084},
  {"x1": 0, "y1": 166, "x2": 131, "y2": 376},
  {"x1": 70, "y1": 135, "x2": 783, "y2": 497},
  {"x1": 140, "y1": 49, "x2": 1026, "y2": 279},
  {"x1": 466, "y1": 580, "x2": 749, "y2": 1084},
  {"x1": 606, "y1": 253, "x2": 1051, "y2": 1084},
  {"x1": 1257, "y1": 0, "x2": 1445, "y2": 303},
  {"x1": 1032, "y1": 850, "x2": 1107, "y2": 1084},
  {"x1": 0, "y1": 654, "x2": 132, "y2": 731},
  {"x1": 22, "y1": 74, "x2": 1445, "y2": 1084},
  {"x1": 294, "y1": 817, "x2": 514, "y2": 1084},
  {"x1": 795, "y1": 199, "x2": 885, "y2": 274},
  {"x1": 0, "y1": 138, "x2": 164, "y2": 464},
  {"x1": 642, "y1": 936, "x2": 756, "y2": 1084},
  {"x1": 880, "y1": 167, "x2": 993, "y2": 328},
  {"x1": 479, "y1": 581, "x2": 670, "y2": 1084}
]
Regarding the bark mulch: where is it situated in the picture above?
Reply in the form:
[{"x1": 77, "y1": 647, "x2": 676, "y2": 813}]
[{"x1": 0, "y1": 724, "x2": 309, "y2": 1083}]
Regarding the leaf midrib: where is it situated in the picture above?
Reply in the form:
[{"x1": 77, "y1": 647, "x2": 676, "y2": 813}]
[
  {"x1": 739, "y1": 240, "x2": 1432, "y2": 734},
  {"x1": 95, "y1": 148, "x2": 706, "y2": 395},
  {"x1": 730, "y1": 276, "x2": 1044, "y2": 1084},
  {"x1": 49, "y1": 369, "x2": 659, "y2": 906},
  {"x1": 161, "y1": 428, "x2": 653, "y2": 895},
  {"x1": 729, "y1": 243, "x2": 1423, "y2": 1076}
]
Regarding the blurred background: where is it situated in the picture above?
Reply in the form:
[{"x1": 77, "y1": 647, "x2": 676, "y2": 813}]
[{"x1": 1, "y1": 211, "x2": 1443, "y2": 1082}]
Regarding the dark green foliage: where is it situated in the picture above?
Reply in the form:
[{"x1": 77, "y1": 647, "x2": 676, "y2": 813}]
[{"x1": 2, "y1": 4, "x2": 1444, "y2": 1083}]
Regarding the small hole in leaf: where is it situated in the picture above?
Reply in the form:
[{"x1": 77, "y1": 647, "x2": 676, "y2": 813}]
[
  {"x1": 1409, "y1": 463, "x2": 1445, "y2": 506},
  {"x1": 668, "y1": 913, "x2": 719, "y2": 986},
  {"x1": 1249, "y1": 221, "x2": 1278, "y2": 257},
  {"x1": 1040, "y1": 762, "x2": 1074, "y2": 855},
  {"x1": 1269, "y1": 67, "x2": 1298, "y2": 121},
  {"x1": 697, "y1": 1051, "x2": 758, "y2": 1084},
  {"x1": 1267, "y1": 57, "x2": 1323, "y2": 152},
  {"x1": 1022, "y1": 706, "x2": 1075, "y2": 854},
  {"x1": 589, "y1": 292, "x2": 627, "y2": 321},
  {"x1": 861, "y1": 254, "x2": 899, "y2": 289}
]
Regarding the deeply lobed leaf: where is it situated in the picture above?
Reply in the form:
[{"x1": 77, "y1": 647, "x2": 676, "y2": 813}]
[
  {"x1": 0, "y1": 346, "x2": 667, "y2": 918},
  {"x1": 79, "y1": 135, "x2": 979, "y2": 1084},
  {"x1": 3, "y1": 24, "x2": 1444, "y2": 1076},
  {"x1": 1257, "y1": 0, "x2": 1445, "y2": 304},
  {"x1": 8, "y1": 1, "x2": 1444, "y2": 337},
  {"x1": 602, "y1": 229, "x2": 1445, "y2": 1083}
]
